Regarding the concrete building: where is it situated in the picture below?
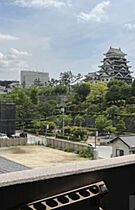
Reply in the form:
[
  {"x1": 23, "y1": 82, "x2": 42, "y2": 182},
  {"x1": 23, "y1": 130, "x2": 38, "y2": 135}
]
[
  {"x1": 0, "y1": 102, "x2": 16, "y2": 136},
  {"x1": 21, "y1": 71, "x2": 49, "y2": 87},
  {"x1": 109, "y1": 136, "x2": 135, "y2": 157}
]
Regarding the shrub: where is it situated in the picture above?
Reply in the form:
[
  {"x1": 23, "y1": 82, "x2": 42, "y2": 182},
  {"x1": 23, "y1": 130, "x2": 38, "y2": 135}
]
[
  {"x1": 64, "y1": 148, "x2": 73, "y2": 152},
  {"x1": 71, "y1": 126, "x2": 88, "y2": 139},
  {"x1": 47, "y1": 132, "x2": 55, "y2": 136},
  {"x1": 46, "y1": 144, "x2": 56, "y2": 149},
  {"x1": 78, "y1": 147, "x2": 93, "y2": 159},
  {"x1": 64, "y1": 126, "x2": 71, "y2": 135},
  {"x1": 69, "y1": 135, "x2": 81, "y2": 141},
  {"x1": 56, "y1": 133, "x2": 68, "y2": 140}
]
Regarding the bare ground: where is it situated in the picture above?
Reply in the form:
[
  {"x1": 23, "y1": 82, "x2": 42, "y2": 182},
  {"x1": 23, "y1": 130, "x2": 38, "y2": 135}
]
[{"x1": 0, "y1": 145, "x2": 89, "y2": 168}]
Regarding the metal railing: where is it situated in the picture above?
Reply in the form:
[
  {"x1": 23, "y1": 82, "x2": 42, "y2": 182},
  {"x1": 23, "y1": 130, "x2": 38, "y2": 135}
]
[{"x1": 18, "y1": 181, "x2": 108, "y2": 210}]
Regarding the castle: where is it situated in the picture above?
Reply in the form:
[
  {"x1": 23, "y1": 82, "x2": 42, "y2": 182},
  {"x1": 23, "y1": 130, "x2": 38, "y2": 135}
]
[{"x1": 85, "y1": 47, "x2": 133, "y2": 84}]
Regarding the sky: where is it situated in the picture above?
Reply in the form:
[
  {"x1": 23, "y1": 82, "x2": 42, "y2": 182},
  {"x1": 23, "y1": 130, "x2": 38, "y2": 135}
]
[{"x1": 0, "y1": 0, "x2": 135, "y2": 80}]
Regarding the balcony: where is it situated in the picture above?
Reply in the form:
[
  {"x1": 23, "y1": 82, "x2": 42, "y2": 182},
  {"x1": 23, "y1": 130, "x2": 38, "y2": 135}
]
[{"x1": 0, "y1": 155, "x2": 135, "y2": 209}]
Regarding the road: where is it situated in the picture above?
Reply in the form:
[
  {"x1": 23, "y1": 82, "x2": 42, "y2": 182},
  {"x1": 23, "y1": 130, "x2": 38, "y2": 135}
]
[{"x1": 96, "y1": 145, "x2": 112, "y2": 159}]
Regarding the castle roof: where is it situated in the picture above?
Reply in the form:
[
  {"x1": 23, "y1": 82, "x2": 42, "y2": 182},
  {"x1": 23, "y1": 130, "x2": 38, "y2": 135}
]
[{"x1": 105, "y1": 47, "x2": 126, "y2": 56}]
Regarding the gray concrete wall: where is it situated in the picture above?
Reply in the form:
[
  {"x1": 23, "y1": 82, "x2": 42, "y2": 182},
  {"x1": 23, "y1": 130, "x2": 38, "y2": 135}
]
[
  {"x1": 46, "y1": 137, "x2": 93, "y2": 153},
  {"x1": 0, "y1": 138, "x2": 27, "y2": 147},
  {"x1": 0, "y1": 155, "x2": 135, "y2": 209}
]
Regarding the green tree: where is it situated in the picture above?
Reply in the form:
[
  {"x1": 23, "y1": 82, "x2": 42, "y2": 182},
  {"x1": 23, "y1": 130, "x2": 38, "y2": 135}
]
[
  {"x1": 106, "y1": 79, "x2": 131, "y2": 105},
  {"x1": 106, "y1": 105, "x2": 120, "y2": 119},
  {"x1": 22, "y1": 81, "x2": 26, "y2": 88},
  {"x1": 48, "y1": 78, "x2": 59, "y2": 87},
  {"x1": 132, "y1": 79, "x2": 135, "y2": 96},
  {"x1": 59, "y1": 71, "x2": 82, "y2": 90},
  {"x1": 16, "y1": 89, "x2": 29, "y2": 105},
  {"x1": 74, "y1": 115, "x2": 85, "y2": 126},
  {"x1": 87, "y1": 82, "x2": 107, "y2": 104},
  {"x1": 58, "y1": 114, "x2": 72, "y2": 127},
  {"x1": 38, "y1": 100, "x2": 57, "y2": 118},
  {"x1": 16, "y1": 99, "x2": 35, "y2": 128},
  {"x1": 73, "y1": 82, "x2": 91, "y2": 102},
  {"x1": 32, "y1": 120, "x2": 41, "y2": 130},
  {"x1": 29, "y1": 86, "x2": 39, "y2": 104},
  {"x1": 47, "y1": 121, "x2": 56, "y2": 132},
  {"x1": 41, "y1": 86, "x2": 53, "y2": 96},
  {"x1": 116, "y1": 119, "x2": 126, "y2": 133},
  {"x1": 64, "y1": 126, "x2": 71, "y2": 135},
  {"x1": 71, "y1": 126, "x2": 87, "y2": 139},
  {"x1": 104, "y1": 125, "x2": 116, "y2": 134},
  {"x1": 33, "y1": 78, "x2": 42, "y2": 87},
  {"x1": 95, "y1": 115, "x2": 112, "y2": 133},
  {"x1": 53, "y1": 85, "x2": 68, "y2": 95}
]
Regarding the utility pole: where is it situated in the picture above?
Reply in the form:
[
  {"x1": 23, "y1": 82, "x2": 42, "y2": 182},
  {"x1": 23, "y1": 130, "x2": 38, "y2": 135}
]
[
  {"x1": 95, "y1": 131, "x2": 98, "y2": 148},
  {"x1": 61, "y1": 107, "x2": 65, "y2": 136}
]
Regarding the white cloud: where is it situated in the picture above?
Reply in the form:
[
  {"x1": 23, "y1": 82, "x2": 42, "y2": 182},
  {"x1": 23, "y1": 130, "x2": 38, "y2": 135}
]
[
  {"x1": 10, "y1": 48, "x2": 29, "y2": 56},
  {"x1": 13, "y1": 0, "x2": 66, "y2": 8},
  {"x1": 77, "y1": 1, "x2": 110, "y2": 23},
  {"x1": 124, "y1": 23, "x2": 135, "y2": 31},
  {"x1": 0, "y1": 48, "x2": 30, "y2": 72},
  {"x1": 0, "y1": 52, "x2": 5, "y2": 59},
  {"x1": 0, "y1": 33, "x2": 19, "y2": 40}
]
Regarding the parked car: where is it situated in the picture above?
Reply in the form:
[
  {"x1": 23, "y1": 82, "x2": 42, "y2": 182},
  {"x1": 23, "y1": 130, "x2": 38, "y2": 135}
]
[
  {"x1": 11, "y1": 134, "x2": 20, "y2": 138},
  {"x1": 0, "y1": 133, "x2": 9, "y2": 139},
  {"x1": 87, "y1": 143, "x2": 96, "y2": 147},
  {"x1": 20, "y1": 132, "x2": 27, "y2": 138}
]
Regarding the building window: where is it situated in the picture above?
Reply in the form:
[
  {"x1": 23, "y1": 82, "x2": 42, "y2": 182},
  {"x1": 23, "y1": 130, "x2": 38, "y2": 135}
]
[{"x1": 116, "y1": 149, "x2": 124, "y2": 156}]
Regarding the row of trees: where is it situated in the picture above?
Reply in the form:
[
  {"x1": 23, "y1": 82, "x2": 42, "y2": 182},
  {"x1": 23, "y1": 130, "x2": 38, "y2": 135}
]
[{"x1": 1, "y1": 76, "x2": 135, "y2": 139}]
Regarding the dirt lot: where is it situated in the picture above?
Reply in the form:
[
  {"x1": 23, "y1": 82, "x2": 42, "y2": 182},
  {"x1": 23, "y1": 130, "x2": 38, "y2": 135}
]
[{"x1": 0, "y1": 145, "x2": 89, "y2": 168}]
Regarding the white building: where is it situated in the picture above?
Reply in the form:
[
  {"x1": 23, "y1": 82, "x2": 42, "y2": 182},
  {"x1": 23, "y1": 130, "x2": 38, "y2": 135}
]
[{"x1": 21, "y1": 71, "x2": 49, "y2": 87}]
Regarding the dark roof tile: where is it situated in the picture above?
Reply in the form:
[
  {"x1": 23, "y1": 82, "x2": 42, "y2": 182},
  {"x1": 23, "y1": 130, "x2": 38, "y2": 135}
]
[{"x1": 0, "y1": 156, "x2": 30, "y2": 174}]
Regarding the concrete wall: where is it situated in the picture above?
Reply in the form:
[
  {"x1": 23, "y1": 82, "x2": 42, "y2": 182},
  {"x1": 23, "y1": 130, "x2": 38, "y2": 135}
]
[
  {"x1": 1, "y1": 155, "x2": 135, "y2": 209},
  {"x1": 110, "y1": 138, "x2": 129, "y2": 157},
  {"x1": 46, "y1": 137, "x2": 93, "y2": 153},
  {"x1": 0, "y1": 138, "x2": 27, "y2": 147}
]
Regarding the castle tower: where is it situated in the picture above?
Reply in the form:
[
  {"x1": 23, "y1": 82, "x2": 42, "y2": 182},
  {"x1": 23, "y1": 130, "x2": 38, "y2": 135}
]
[{"x1": 98, "y1": 47, "x2": 133, "y2": 83}]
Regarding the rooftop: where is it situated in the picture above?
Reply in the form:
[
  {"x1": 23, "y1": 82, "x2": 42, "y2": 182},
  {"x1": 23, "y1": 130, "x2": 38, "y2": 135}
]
[
  {"x1": 109, "y1": 135, "x2": 135, "y2": 148},
  {"x1": 0, "y1": 156, "x2": 30, "y2": 174},
  {"x1": 105, "y1": 47, "x2": 126, "y2": 56}
]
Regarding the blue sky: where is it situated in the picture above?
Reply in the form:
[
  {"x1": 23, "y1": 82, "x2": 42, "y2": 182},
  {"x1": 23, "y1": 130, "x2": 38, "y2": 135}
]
[{"x1": 0, "y1": 0, "x2": 135, "y2": 80}]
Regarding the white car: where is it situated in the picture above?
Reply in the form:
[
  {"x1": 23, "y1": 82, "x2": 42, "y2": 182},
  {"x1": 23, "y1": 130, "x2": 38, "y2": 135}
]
[
  {"x1": 88, "y1": 143, "x2": 96, "y2": 147},
  {"x1": 11, "y1": 134, "x2": 20, "y2": 138},
  {"x1": 0, "y1": 133, "x2": 9, "y2": 139}
]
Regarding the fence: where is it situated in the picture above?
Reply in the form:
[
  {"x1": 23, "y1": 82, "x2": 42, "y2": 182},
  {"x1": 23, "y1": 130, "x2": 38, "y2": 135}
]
[
  {"x1": 28, "y1": 136, "x2": 93, "y2": 154},
  {"x1": 28, "y1": 136, "x2": 47, "y2": 145},
  {"x1": 0, "y1": 138, "x2": 27, "y2": 147},
  {"x1": 46, "y1": 137, "x2": 93, "y2": 153}
]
